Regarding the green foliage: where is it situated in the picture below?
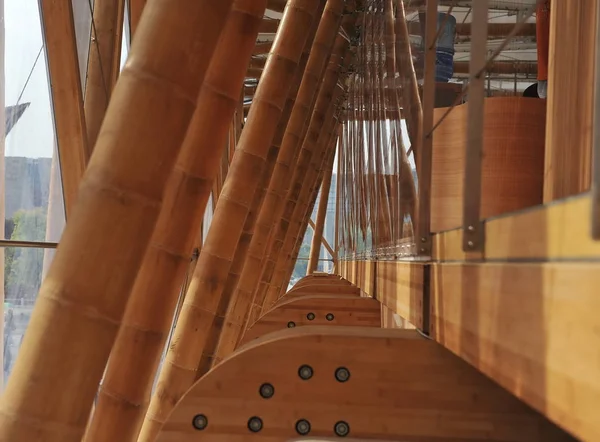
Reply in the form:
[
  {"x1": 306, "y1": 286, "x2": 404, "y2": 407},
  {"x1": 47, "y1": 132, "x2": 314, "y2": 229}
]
[{"x1": 4, "y1": 208, "x2": 47, "y2": 301}]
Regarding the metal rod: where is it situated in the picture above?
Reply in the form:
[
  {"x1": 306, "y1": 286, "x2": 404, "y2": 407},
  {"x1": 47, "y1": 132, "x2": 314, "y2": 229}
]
[
  {"x1": 593, "y1": 0, "x2": 600, "y2": 240},
  {"x1": 415, "y1": 0, "x2": 438, "y2": 257},
  {"x1": 0, "y1": 240, "x2": 58, "y2": 249},
  {"x1": 462, "y1": 0, "x2": 488, "y2": 252}
]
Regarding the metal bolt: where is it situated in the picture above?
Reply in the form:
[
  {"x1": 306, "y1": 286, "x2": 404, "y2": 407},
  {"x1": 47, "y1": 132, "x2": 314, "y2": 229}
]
[
  {"x1": 295, "y1": 419, "x2": 311, "y2": 435},
  {"x1": 287, "y1": 321, "x2": 296, "y2": 328},
  {"x1": 467, "y1": 225, "x2": 475, "y2": 232},
  {"x1": 298, "y1": 364, "x2": 314, "y2": 380},
  {"x1": 307, "y1": 312, "x2": 316, "y2": 321},
  {"x1": 420, "y1": 237, "x2": 426, "y2": 243},
  {"x1": 192, "y1": 414, "x2": 208, "y2": 430},
  {"x1": 248, "y1": 416, "x2": 263, "y2": 433},
  {"x1": 467, "y1": 241, "x2": 474, "y2": 248},
  {"x1": 259, "y1": 383, "x2": 274, "y2": 399},
  {"x1": 326, "y1": 313, "x2": 335, "y2": 321},
  {"x1": 335, "y1": 367, "x2": 351, "y2": 383},
  {"x1": 334, "y1": 421, "x2": 350, "y2": 437}
]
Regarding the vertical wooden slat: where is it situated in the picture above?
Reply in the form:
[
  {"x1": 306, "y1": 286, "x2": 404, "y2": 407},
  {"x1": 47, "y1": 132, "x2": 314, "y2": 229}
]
[
  {"x1": 544, "y1": 0, "x2": 597, "y2": 202},
  {"x1": 592, "y1": 0, "x2": 600, "y2": 239},
  {"x1": 462, "y1": 0, "x2": 488, "y2": 251},
  {"x1": 415, "y1": 0, "x2": 437, "y2": 256},
  {"x1": 0, "y1": 1, "x2": 233, "y2": 440},
  {"x1": 39, "y1": 0, "x2": 88, "y2": 215}
]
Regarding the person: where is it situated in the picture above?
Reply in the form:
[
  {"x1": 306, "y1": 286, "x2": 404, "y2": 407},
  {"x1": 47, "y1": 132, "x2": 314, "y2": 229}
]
[{"x1": 536, "y1": 0, "x2": 551, "y2": 98}]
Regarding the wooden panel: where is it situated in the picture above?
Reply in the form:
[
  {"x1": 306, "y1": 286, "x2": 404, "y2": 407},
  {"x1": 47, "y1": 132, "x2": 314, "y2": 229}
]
[
  {"x1": 338, "y1": 260, "x2": 376, "y2": 296},
  {"x1": 430, "y1": 262, "x2": 600, "y2": 442},
  {"x1": 431, "y1": 97, "x2": 546, "y2": 232},
  {"x1": 287, "y1": 283, "x2": 359, "y2": 296},
  {"x1": 375, "y1": 261, "x2": 425, "y2": 329},
  {"x1": 241, "y1": 295, "x2": 381, "y2": 344},
  {"x1": 433, "y1": 193, "x2": 600, "y2": 261},
  {"x1": 158, "y1": 327, "x2": 572, "y2": 441},
  {"x1": 39, "y1": 0, "x2": 88, "y2": 215},
  {"x1": 544, "y1": 0, "x2": 596, "y2": 201}
]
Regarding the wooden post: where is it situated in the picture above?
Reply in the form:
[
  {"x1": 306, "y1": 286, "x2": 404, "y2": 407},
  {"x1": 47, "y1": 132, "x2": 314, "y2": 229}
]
[
  {"x1": 0, "y1": 1, "x2": 233, "y2": 440},
  {"x1": 307, "y1": 149, "x2": 335, "y2": 274},
  {"x1": 544, "y1": 0, "x2": 597, "y2": 201},
  {"x1": 84, "y1": 0, "x2": 126, "y2": 155},
  {"x1": 82, "y1": 1, "x2": 266, "y2": 441},
  {"x1": 137, "y1": 1, "x2": 323, "y2": 440},
  {"x1": 38, "y1": 0, "x2": 88, "y2": 215}
]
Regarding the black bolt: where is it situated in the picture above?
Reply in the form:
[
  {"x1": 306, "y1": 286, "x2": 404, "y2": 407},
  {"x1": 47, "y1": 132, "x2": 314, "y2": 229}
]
[
  {"x1": 248, "y1": 416, "x2": 263, "y2": 433},
  {"x1": 192, "y1": 414, "x2": 208, "y2": 430},
  {"x1": 334, "y1": 421, "x2": 350, "y2": 437},
  {"x1": 326, "y1": 313, "x2": 335, "y2": 321},
  {"x1": 259, "y1": 383, "x2": 275, "y2": 399},
  {"x1": 298, "y1": 364, "x2": 314, "y2": 380},
  {"x1": 307, "y1": 312, "x2": 316, "y2": 321},
  {"x1": 287, "y1": 321, "x2": 296, "y2": 328},
  {"x1": 335, "y1": 367, "x2": 351, "y2": 383},
  {"x1": 295, "y1": 419, "x2": 311, "y2": 435}
]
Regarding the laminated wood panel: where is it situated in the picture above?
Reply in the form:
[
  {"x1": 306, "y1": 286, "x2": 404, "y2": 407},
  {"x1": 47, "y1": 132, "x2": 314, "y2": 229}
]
[
  {"x1": 158, "y1": 327, "x2": 572, "y2": 441},
  {"x1": 430, "y1": 97, "x2": 546, "y2": 232},
  {"x1": 338, "y1": 260, "x2": 376, "y2": 296}
]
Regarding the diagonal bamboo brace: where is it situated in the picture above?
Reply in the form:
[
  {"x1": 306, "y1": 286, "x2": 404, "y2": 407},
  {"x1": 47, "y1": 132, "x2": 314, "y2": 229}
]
[
  {"x1": 0, "y1": 1, "x2": 234, "y2": 441},
  {"x1": 82, "y1": 1, "x2": 267, "y2": 441},
  {"x1": 137, "y1": 1, "x2": 324, "y2": 440}
]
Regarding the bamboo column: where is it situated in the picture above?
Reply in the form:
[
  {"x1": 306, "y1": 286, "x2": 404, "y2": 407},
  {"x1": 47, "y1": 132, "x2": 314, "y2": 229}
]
[
  {"x1": 212, "y1": 2, "x2": 349, "y2": 363},
  {"x1": 259, "y1": 53, "x2": 351, "y2": 309},
  {"x1": 84, "y1": 0, "x2": 126, "y2": 155},
  {"x1": 228, "y1": 47, "x2": 351, "y2": 345},
  {"x1": 191, "y1": 0, "x2": 331, "y2": 376},
  {"x1": 82, "y1": 2, "x2": 266, "y2": 441},
  {"x1": 137, "y1": 2, "x2": 322, "y2": 440},
  {"x1": 0, "y1": 2, "x2": 233, "y2": 441},
  {"x1": 285, "y1": 122, "x2": 340, "y2": 286},
  {"x1": 272, "y1": 98, "x2": 343, "y2": 301},
  {"x1": 307, "y1": 149, "x2": 335, "y2": 273}
]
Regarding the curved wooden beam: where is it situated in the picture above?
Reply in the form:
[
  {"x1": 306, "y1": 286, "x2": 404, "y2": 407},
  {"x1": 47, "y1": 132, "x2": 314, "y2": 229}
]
[
  {"x1": 292, "y1": 274, "x2": 351, "y2": 288},
  {"x1": 287, "y1": 283, "x2": 360, "y2": 296},
  {"x1": 240, "y1": 295, "x2": 381, "y2": 345},
  {"x1": 157, "y1": 327, "x2": 572, "y2": 441}
]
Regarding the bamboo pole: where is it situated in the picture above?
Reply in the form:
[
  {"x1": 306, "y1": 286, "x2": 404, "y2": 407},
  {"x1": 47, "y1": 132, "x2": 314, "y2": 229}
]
[
  {"x1": 307, "y1": 145, "x2": 335, "y2": 273},
  {"x1": 233, "y1": 49, "x2": 350, "y2": 342},
  {"x1": 82, "y1": 2, "x2": 265, "y2": 441},
  {"x1": 192, "y1": 0, "x2": 331, "y2": 376},
  {"x1": 137, "y1": 2, "x2": 322, "y2": 440},
  {"x1": 84, "y1": 0, "x2": 126, "y2": 156},
  {"x1": 0, "y1": 2, "x2": 233, "y2": 441},
  {"x1": 286, "y1": 124, "x2": 340, "y2": 286},
  {"x1": 257, "y1": 53, "x2": 351, "y2": 311},
  {"x1": 272, "y1": 100, "x2": 343, "y2": 301},
  {"x1": 211, "y1": 1, "x2": 348, "y2": 363}
]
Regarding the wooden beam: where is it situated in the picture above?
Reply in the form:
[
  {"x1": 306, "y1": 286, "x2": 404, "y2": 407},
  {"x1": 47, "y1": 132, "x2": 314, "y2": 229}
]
[
  {"x1": 39, "y1": 0, "x2": 88, "y2": 216},
  {"x1": 308, "y1": 218, "x2": 336, "y2": 257},
  {"x1": 259, "y1": 18, "x2": 280, "y2": 33},
  {"x1": 128, "y1": 0, "x2": 146, "y2": 38},
  {"x1": 157, "y1": 327, "x2": 572, "y2": 441}
]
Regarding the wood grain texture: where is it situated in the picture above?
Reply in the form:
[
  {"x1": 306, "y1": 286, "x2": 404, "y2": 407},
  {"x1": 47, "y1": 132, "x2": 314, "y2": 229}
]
[
  {"x1": 239, "y1": 295, "x2": 381, "y2": 345},
  {"x1": 544, "y1": 0, "x2": 596, "y2": 201},
  {"x1": 430, "y1": 262, "x2": 600, "y2": 442},
  {"x1": 338, "y1": 260, "x2": 376, "y2": 296},
  {"x1": 157, "y1": 327, "x2": 572, "y2": 442},
  {"x1": 431, "y1": 97, "x2": 546, "y2": 232}
]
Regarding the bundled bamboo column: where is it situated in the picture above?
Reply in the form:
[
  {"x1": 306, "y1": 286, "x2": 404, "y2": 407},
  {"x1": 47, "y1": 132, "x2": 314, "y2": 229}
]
[
  {"x1": 270, "y1": 95, "x2": 344, "y2": 301},
  {"x1": 0, "y1": 1, "x2": 233, "y2": 441},
  {"x1": 191, "y1": 0, "x2": 331, "y2": 374},
  {"x1": 82, "y1": 2, "x2": 266, "y2": 441},
  {"x1": 212, "y1": 3, "x2": 350, "y2": 362},
  {"x1": 137, "y1": 2, "x2": 322, "y2": 440},
  {"x1": 287, "y1": 122, "x2": 341, "y2": 284},
  {"x1": 307, "y1": 148, "x2": 335, "y2": 273},
  {"x1": 258, "y1": 53, "x2": 351, "y2": 310},
  {"x1": 84, "y1": 0, "x2": 126, "y2": 155}
]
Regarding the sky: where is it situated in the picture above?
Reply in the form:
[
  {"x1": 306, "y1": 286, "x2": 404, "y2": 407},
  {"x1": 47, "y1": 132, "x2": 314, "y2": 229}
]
[{"x1": 3, "y1": 0, "x2": 129, "y2": 159}]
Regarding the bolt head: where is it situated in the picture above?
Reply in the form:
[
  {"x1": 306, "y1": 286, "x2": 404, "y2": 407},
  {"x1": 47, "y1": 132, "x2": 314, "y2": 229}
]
[
  {"x1": 306, "y1": 312, "x2": 316, "y2": 321},
  {"x1": 192, "y1": 414, "x2": 208, "y2": 430},
  {"x1": 298, "y1": 364, "x2": 314, "y2": 380},
  {"x1": 335, "y1": 367, "x2": 351, "y2": 383},
  {"x1": 287, "y1": 321, "x2": 296, "y2": 328},
  {"x1": 259, "y1": 383, "x2": 274, "y2": 399},
  {"x1": 248, "y1": 416, "x2": 263, "y2": 433},
  {"x1": 326, "y1": 313, "x2": 335, "y2": 321},
  {"x1": 334, "y1": 421, "x2": 350, "y2": 437},
  {"x1": 295, "y1": 419, "x2": 311, "y2": 435}
]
